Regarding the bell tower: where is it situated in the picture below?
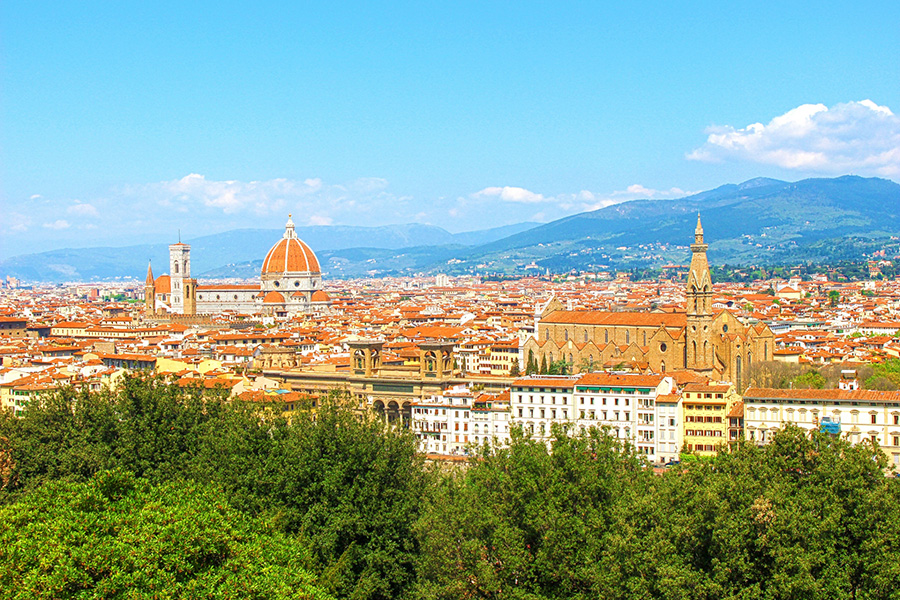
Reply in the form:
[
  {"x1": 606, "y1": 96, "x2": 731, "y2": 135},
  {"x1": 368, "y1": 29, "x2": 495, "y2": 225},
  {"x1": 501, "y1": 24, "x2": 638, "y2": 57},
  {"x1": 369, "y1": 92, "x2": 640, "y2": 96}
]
[
  {"x1": 685, "y1": 215, "x2": 714, "y2": 372},
  {"x1": 169, "y1": 241, "x2": 196, "y2": 316},
  {"x1": 144, "y1": 260, "x2": 156, "y2": 314}
]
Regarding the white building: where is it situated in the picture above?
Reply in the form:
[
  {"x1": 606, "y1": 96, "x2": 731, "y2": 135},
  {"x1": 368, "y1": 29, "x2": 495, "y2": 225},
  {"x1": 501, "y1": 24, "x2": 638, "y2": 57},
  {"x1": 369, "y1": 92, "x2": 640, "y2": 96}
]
[
  {"x1": 510, "y1": 376, "x2": 578, "y2": 440},
  {"x1": 743, "y1": 378, "x2": 900, "y2": 468},
  {"x1": 573, "y1": 373, "x2": 678, "y2": 463},
  {"x1": 510, "y1": 373, "x2": 680, "y2": 463},
  {"x1": 411, "y1": 386, "x2": 513, "y2": 455}
]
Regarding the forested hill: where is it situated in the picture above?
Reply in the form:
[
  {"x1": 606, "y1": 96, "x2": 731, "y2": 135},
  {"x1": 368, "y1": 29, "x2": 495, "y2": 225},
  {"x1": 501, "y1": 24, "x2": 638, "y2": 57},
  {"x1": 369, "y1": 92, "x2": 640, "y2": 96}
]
[
  {"x1": 3, "y1": 176, "x2": 898, "y2": 281},
  {"x1": 452, "y1": 175, "x2": 900, "y2": 273}
]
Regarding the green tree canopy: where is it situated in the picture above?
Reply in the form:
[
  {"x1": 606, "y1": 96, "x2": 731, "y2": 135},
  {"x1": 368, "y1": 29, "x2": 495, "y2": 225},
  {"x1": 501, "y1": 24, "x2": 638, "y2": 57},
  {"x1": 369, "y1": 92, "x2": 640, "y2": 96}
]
[{"x1": 0, "y1": 470, "x2": 329, "y2": 599}]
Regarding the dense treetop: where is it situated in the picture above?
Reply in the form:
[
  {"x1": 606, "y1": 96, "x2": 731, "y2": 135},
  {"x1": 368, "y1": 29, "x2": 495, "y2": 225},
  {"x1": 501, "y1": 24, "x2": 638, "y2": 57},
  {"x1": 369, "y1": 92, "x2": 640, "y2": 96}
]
[{"x1": 1, "y1": 374, "x2": 898, "y2": 600}]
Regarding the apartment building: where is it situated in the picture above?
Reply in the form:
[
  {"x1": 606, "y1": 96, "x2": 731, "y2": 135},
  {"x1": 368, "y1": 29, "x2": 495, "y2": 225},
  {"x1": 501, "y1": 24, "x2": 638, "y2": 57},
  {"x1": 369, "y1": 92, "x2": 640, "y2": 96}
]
[
  {"x1": 510, "y1": 373, "x2": 680, "y2": 463},
  {"x1": 681, "y1": 382, "x2": 739, "y2": 456},
  {"x1": 743, "y1": 376, "x2": 900, "y2": 468}
]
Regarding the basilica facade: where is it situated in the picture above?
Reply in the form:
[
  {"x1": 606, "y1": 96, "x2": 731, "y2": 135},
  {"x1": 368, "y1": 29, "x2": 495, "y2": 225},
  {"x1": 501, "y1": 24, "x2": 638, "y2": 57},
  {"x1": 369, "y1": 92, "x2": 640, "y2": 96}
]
[
  {"x1": 522, "y1": 217, "x2": 774, "y2": 390},
  {"x1": 144, "y1": 215, "x2": 332, "y2": 317}
]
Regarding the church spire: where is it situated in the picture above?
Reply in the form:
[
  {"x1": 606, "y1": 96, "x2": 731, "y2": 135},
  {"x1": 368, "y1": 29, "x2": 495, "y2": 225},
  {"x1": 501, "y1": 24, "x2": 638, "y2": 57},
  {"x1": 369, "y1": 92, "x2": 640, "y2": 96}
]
[
  {"x1": 692, "y1": 213, "x2": 707, "y2": 250},
  {"x1": 685, "y1": 214, "x2": 714, "y2": 373}
]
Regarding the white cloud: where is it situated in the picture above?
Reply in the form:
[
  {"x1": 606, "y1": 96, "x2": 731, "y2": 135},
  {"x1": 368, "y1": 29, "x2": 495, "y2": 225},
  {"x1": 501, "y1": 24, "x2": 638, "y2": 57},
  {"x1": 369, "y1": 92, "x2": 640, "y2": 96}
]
[
  {"x1": 7, "y1": 212, "x2": 31, "y2": 232},
  {"x1": 67, "y1": 202, "x2": 99, "y2": 217},
  {"x1": 472, "y1": 186, "x2": 545, "y2": 203},
  {"x1": 138, "y1": 173, "x2": 323, "y2": 215},
  {"x1": 308, "y1": 215, "x2": 333, "y2": 226},
  {"x1": 468, "y1": 184, "x2": 694, "y2": 219},
  {"x1": 688, "y1": 100, "x2": 900, "y2": 176},
  {"x1": 42, "y1": 219, "x2": 71, "y2": 230}
]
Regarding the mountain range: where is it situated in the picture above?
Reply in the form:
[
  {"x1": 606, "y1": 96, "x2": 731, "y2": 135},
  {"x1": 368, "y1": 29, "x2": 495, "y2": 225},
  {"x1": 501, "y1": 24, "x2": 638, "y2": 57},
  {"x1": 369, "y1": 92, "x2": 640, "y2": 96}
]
[
  {"x1": 3, "y1": 176, "x2": 899, "y2": 282},
  {"x1": 0, "y1": 222, "x2": 538, "y2": 282}
]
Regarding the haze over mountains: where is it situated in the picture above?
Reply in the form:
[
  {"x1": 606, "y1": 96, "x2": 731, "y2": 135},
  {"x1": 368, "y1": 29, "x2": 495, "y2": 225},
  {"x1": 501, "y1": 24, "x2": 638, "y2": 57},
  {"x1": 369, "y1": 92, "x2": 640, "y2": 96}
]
[{"x1": 3, "y1": 176, "x2": 899, "y2": 282}]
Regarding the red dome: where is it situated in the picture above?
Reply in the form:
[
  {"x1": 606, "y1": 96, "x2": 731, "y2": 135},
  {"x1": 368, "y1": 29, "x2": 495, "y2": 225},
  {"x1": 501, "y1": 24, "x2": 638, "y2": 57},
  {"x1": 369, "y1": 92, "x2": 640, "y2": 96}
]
[{"x1": 261, "y1": 237, "x2": 320, "y2": 275}]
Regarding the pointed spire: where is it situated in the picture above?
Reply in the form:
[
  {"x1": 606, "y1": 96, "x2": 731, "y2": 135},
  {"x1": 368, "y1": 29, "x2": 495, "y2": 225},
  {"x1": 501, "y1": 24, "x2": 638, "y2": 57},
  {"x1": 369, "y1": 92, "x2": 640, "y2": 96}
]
[{"x1": 145, "y1": 260, "x2": 154, "y2": 286}]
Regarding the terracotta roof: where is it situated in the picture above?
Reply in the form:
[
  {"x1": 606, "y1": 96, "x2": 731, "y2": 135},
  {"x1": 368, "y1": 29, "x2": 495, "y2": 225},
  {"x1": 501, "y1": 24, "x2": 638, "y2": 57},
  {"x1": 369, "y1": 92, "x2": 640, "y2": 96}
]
[
  {"x1": 744, "y1": 387, "x2": 900, "y2": 403},
  {"x1": 576, "y1": 373, "x2": 666, "y2": 387},
  {"x1": 683, "y1": 383, "x2": 732, "y2": 393},
  {"x1": 542, "y1": 310, "x2": 687, "y2": 328},
  {"x1": 262, "y1": 238, "x2": 320, "y2": 275},
  {"x1": 512, "y1": 377, "x2": 578, "y2": 388}
]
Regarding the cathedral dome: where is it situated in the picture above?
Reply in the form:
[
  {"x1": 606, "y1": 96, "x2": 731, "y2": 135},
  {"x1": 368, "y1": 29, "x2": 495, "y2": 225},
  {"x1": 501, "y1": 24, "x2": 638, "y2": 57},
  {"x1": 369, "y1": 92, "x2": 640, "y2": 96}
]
[{"x1": 261, "y1": 215, "x2": 321, "y2": 276}]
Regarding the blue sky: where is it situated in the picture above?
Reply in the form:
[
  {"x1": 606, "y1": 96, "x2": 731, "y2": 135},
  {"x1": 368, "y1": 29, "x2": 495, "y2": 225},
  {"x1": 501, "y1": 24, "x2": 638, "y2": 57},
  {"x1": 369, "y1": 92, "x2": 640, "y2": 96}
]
[{"x1": 2, "y1": 1, "x2": 899, "y2": 257}]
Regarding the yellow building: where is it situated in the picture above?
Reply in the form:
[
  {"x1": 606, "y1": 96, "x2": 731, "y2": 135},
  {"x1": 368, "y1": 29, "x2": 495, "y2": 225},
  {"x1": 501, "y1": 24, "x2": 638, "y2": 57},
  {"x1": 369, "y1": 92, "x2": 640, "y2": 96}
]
[{"x1": 681, "y1": 382, "x2": 738, "y2": 456}]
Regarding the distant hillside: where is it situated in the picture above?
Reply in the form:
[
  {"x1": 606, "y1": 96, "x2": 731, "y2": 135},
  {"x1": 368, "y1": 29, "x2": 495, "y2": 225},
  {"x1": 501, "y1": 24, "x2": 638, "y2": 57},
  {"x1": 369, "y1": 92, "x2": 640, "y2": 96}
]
[
  {"x1": 4, "y1": 176, "x2": 898, "y2": 282},
  {"x1": 446, "y1": 176, "x2": 900, "y2": 274},
  {"x1": 0, "y1": 222, "x2": 538, "y2": 282}
]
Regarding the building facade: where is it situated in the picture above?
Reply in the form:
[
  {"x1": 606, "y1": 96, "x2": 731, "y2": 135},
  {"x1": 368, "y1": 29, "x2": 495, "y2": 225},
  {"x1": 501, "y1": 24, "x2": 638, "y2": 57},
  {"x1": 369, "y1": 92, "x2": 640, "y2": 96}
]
[
  {"x1": 522, "y1": 218, "x2": 774, "y2": 388},
  {"x1": 743, "y1": 383, "x2": 900, "y2": 468},
  {"x1": 509, "y1": 372, "x2": 680, "y2": 463}
]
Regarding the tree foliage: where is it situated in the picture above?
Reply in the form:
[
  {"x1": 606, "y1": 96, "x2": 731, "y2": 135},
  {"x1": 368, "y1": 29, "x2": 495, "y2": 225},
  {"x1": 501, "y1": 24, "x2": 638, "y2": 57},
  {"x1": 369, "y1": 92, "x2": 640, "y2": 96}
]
[
  {"x1": 2, "y1": 376, "x2": 900, "y2": 600},
  {"x1": 0, "y1": 470, "x2": 329, "y2": 599}
]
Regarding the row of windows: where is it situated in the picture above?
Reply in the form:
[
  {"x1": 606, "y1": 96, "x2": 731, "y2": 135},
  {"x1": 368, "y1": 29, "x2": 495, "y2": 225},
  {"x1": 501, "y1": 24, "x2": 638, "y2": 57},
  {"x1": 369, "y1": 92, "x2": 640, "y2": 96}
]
[
  {"x1": 517, "y1": 408, "x2": 570, "y2": 419},
  {"x1": 749, "y1": 410, "x2": 900, "y2": 426},
  {"x1": 553, "y1": 328, "x2": 657, "y2": 347},
  {"x1": 687, "y1": 444, "x2": 718, "y2": 452},
  {"x1": 685, "y1": 416, "x2": 723, "y2": 423},
  {"x1": 580, "y1": 397, "x2": 630, "y2": 406}
]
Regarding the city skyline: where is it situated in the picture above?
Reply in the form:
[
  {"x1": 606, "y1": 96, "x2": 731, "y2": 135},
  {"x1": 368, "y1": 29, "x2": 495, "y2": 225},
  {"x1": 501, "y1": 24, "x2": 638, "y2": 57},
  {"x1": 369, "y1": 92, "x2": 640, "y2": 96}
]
[{"x1": 3, "y1": 2, "x2": 899, "y2": 257}]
